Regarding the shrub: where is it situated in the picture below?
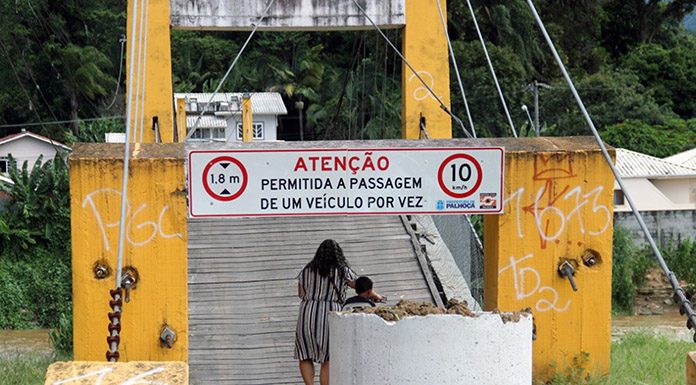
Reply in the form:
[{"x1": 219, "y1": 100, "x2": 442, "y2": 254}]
[
  {"x1": 612, "y1": 226, "x2": 653, "y2": 313},
  {"x1": 0, "y1": 259, "x2": 35, "y2": 328},
  {"x1": 49, "y1": 312, "x2": 73, "y2": 355},
  {"x1": 662, "y1": 238, "x2": 696, "y2": 285}
]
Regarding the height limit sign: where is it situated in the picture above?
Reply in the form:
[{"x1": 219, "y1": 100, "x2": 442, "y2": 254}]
[
  {"x1": 201, "y1": 156, "x2": 248, "y2": 201},
  {"x1": 188, "y1": 147, "x2": 504, "y2": 217}
]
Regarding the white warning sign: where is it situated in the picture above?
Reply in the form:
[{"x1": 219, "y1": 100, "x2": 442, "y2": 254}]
[{"x1": 188, "y1": 147, "x2": 504, "y2": 217}]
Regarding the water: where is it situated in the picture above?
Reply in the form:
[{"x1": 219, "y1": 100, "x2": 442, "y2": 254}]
[
  {"x1": 0, "y1": 329, "x2": 53, "y2": 358},
  {"x1": 612, "y1": 310, "x2": 693, "y2": 342}
]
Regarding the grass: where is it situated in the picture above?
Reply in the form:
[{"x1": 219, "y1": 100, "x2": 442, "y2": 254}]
[
  {"x1": 545, "y1": 332, "x2": 695, "y2": 385},
  {"x1": 0, "y1": 352, "x2": 67, "y2": 385},
  {"x1": 0, "y1": 332, "x2": 692, "y2": 385}
]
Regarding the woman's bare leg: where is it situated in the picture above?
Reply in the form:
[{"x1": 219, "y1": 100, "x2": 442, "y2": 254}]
[
  {"x1": 319, "y1": 361, "x2": 330, "y2": 385},
  {"x1": 299, "y1": 360, "x2": 315, "y2": 385}
]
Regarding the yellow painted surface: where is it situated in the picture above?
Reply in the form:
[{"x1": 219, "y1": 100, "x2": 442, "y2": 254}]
[
  {"x1": 242, "y1": 95, "x2": 253, "y2": 143},
  {"x1": 45, "y1": 361, "x2": 188, "y2": 385},
  {"x1": 484, "y1": 144, "x2": 615, "y2": 380},
  {"x1": 127, "y1": 0, "x2": 174, "y2": 143},
  {"x1": 402, "y1": 0, "x2": 452, "y2": 139},
  {"x1": 176, "y1": 98, "x2": 186, "y2": 143},
  {"x1": 688, "y1": 352, "x2": 696, "y2": 385},
  {"x1": 70, "y1": 144, "x2": 188, "y2": 361}
]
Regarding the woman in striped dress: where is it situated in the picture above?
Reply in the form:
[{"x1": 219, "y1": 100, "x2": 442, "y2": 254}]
[{"x1": 295, "y1": 239, "x2": 358, "y2": 385}]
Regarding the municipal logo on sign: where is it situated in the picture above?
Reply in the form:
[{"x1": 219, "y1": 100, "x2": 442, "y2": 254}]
[{"x1": 480, "y1": 193, "x2": 498, "y2": 209}]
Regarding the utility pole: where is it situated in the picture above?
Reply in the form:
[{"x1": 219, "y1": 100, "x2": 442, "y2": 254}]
[
  {"x1": 295, "y1": 97, "x2": 305, "y2": 141},
  {"x1": 533, "y1": 80, "x2": 540, "y2": 133},
  {"x1": 524, "y1": 81, "x2": 551, "y2": 135}
]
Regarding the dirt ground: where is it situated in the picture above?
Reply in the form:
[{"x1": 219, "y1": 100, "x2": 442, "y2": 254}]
[
  {"x1": 612, "y1": 268, "x2": 694, "y2": 342},
  {"x1": 351, "y1": 299, "x2": 530, "y2": 323},
  {"x1": 634, "y1": 268, "x2": 687, "y2": 316}
]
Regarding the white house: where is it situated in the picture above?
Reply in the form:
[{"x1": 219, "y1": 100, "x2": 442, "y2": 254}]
[
  {"x1": 613, "y1": 148, "x2": 696, "y2": 246},
  {"x1": 174, "y1": 92, "x2": 287, "y2": 142},
  {"x1": 614, "y1": 148, "x2": 696, "y2": 211},
  {"x1": 664, "y1": 147, "x2": 696, "y2": 169},
  {"x1": 0, "y1": 129, "x2": 71, "y2": 176}
]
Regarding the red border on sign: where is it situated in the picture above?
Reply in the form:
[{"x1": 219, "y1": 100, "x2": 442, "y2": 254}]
[
  {"x1": 437, "y1": 153, "x2": 484, "y2": 198},
  {"x1": 201, "y1": 156, "x2": 248, "y2": 201},
  {"x1": 188, "y1": 147, "x2": 505, "y2": 217}
]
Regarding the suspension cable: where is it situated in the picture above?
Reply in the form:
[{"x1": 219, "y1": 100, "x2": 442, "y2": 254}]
[
  {"x1": 350, "y1": 0, "x2": 473, "y2": 139},
  {"x1": 131, "y1": 0, "x2": 147, "y2": 146},
  {"x1": 138, "y1": 0, "x2": 150, "y2": 143},
  {"x1": 526, "y1": 0, "x2": 696, "y2": 341},
  {"x1": 434, "y1": 0, "x2": 477, "y2": 138},
  {"x1": 105, "y1": 35, "x2": 126, "y2": 111},
  {"x1": 186, "y1": 0, "x2": 277, "y2": 140},
  {"x1": 466, "y1": 0, "x2": 517, "y2": 138},
  {"x1": 107, "y1": 0, "x2": 142, "y2": 362}
]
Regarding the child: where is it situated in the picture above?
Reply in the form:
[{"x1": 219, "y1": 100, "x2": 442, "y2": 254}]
[{"x1": 343, "y1": 276, "x2": 383, "y2": 310}]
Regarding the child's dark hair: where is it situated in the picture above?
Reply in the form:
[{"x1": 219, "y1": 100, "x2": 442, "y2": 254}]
[{"x1": 355, "y1": 276, "x2": 373, "y2": 294}]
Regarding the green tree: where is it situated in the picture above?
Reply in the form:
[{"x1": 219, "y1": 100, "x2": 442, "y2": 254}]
[
  {"x1": 60, "y1": 45, "x2": 116, "y2": 134},
  {"x1": 171, "y1": 31, "x2": 239, "y2": 92},
  {"x1": 622, "y1": 37, "x2": 696, "y2": 118},
  {"x1": 451, "y1": 40, "x2": 529, "y2": 138},
  {"x1": 602, "y1": 0, "x2": 696, "y2": 56},
  {"x1": 602, "y1": 119, "x2": 696, "y2": 157},
  {"x1": 0, "y1": 154, "x2": 70, "y2": 259},
  {"x1": 543, "y1": 70, "x2": 675, "y2": 136},
  {"x1": 0, "y1": 0, "x2": 123, "y2": 138}
]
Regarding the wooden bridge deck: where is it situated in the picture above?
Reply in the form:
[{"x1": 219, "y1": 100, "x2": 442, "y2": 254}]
[{"x1": 187, "y1": 215, "x2": 439, "y2": 384}]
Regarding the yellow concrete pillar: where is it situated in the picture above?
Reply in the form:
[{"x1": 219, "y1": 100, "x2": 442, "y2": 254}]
[
  {"x1": 127, "y1": 0, "x2": 174, "y2": 143},
  {"x1": 70, "y1": 144, "x2": 188, "y2": 361},
  {"x1": 242, "y1": 94, "x2": 253, "y2": 143},
  {"x1": 175, "y1": 98, "x2": 187, "y2": 143},
  {"x1": 484, "y1": 137, "x2": 615, "y2": 380},
  {"x1": 402, "y1": 0, "x2": 452, "y2": 139}
]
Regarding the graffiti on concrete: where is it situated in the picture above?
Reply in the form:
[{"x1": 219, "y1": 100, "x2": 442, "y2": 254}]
[{"x1": 82, "y1": 188, "x2": 182, "y2": 252}]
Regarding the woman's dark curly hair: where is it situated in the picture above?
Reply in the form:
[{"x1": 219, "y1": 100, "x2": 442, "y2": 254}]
[{"x1": 306, "y1": 239, "x2": 349, "y2": 280}]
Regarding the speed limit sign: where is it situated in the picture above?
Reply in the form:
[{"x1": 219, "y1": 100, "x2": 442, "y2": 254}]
[{"x1": 437, "y1": 153, "x2": 484, "y2": 198}]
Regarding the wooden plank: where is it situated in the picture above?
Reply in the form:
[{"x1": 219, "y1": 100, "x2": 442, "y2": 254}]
[
  {"x1": 187, "y1": 235, "x2": 411, "y2": 250},
  {"x1": 191, "y1": 250, "x2": 418, "y2": 262}
]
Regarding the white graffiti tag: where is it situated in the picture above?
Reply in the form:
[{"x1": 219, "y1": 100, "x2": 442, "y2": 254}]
[
  {"x1": 498, "y1": 254, "x2": 571, "y2": 313},
  {"x1": 82, "y1": 189, "x2": 182, "y2": 252},
  {"x1": 408, "y1": 71, "x2": 443, "y2": 101},
  {"x1": 504, "y1": 185, "x2": 610, "y2": 246}
]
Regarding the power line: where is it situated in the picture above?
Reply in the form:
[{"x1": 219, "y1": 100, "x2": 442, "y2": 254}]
[{"x1": 0, "y1": 116, "x2": 124, "y2": 129}]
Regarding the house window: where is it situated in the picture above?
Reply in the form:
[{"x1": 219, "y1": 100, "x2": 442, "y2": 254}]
[
  {"x1": 0, "y1": 157, "x2": 8, "y2": 173},
  {"x1": 189, "y1": 127, "x2": 226, "y2": 141},
  {"x1": 236, "y1": 122, "x2": 264, "y2": 140},
  {"x1": 613, "y1": 190, "x2": 625, "y2": 206}
]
